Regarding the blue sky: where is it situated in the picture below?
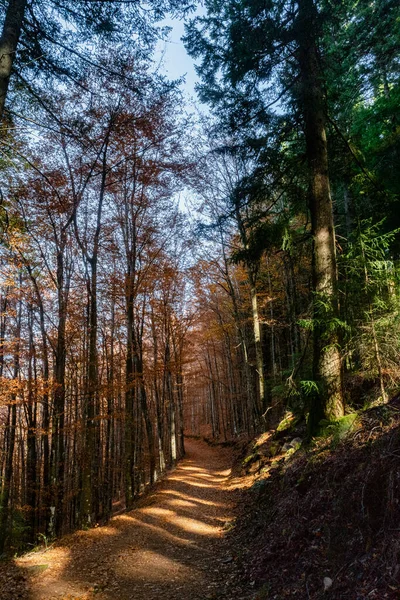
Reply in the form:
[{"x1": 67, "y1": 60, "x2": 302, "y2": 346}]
[{"x1": 156, "y1": 9, "x2": 206, "y2": 105}]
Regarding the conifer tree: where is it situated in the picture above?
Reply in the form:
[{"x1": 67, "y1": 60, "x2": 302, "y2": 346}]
[{"x1": 185, "y1": 0, "x2": 346, "y2": 427}]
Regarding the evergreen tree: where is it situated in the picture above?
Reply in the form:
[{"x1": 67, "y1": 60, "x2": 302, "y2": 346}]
[{"x1": 184, "y1": 0, "x2": 349, "y2": 427}]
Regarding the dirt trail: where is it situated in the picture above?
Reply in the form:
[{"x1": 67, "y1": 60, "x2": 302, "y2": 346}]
[{"x1": 0, "y1": 439, "x2": 248, "y2": 600}]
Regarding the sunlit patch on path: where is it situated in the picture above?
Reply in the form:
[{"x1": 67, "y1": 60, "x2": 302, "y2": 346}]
[{"x1": 0, "y1": 439, "x2": 244, "y2": 600}]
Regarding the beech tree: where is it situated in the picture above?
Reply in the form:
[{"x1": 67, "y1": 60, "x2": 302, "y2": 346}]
[{"x1": 0, "y1": 46, "x2": 190, "y2": 549}]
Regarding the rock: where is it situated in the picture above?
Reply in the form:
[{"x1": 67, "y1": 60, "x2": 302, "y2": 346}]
[
  {"x1": 284, "y1": 448, "x2": 296, "y2": 461},
  {"x1": 323, "y1": 576, "x2": 333, "y2": 591},
  {"x1": 281, "y1": 443, "x2": 292, "y2": 453},
  {"x1": 248, "y1": 460, "x2": 262, "y2": 474},
  {"x1": 290, "y1": 437, "x2": 303, "y2": 449}
]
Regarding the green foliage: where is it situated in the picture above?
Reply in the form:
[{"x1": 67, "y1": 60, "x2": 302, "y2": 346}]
[
  {"x1": 340, "y1": 219, "x2": 400, "y2": 380},
  {"x1": 242, "y1": 453, "x2": 258, "y2": 466},
  {"x1": 299, "y1": 380, "x2": 319, "y2": 397},
  {"x1": 0, "y1": 501, "x2": 29, "y2": 555},
  {"x1": 298, "y1": 319, "x2": 314, "y2": 331},
  {"x1": 319, "y1": 413, "x2": 359, "y2": 446},
  {"x1": 231, "y1": 219, "x2": 286, "y2": 265}
]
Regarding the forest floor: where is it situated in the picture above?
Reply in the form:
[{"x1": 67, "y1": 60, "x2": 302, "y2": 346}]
[
  {"x1": 230, "y1": 399, "x2": 400, "y2": 599},
  {"x1": 0, "y1": 439, "x2": 249, "y2": 600},
  {"x1": 3, "y1": 403, "x2": 400, "y2": 600}
]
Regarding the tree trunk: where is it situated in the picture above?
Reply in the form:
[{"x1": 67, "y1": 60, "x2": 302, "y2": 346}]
[
  {"x1": 23, "y1": 263, "x2": 50, "y2": 533},
  {"x1": 220, "y1": 239, "x2": 255, "y2": 434},
  {"x1": 0, "y1": 0, "x2": 28, "y2": 119},
  {"x1": 104, "y1": 290, "x2": 115, "y2": 519},
  {"x1": 50, "y1": 238, "x2": 68, "y2": 537},
  {"x1": 136, "y1": 350, "x2": 156, "y2": 486},
  {"x1": 297, "y1": 0, "x2": 344, "y2": 432},
  {"x1": 249, "y1": 277, "x2": 265, "y2": 416},
  {"x1": 0, "y1": 292, "x2": 21, "y2": 553},
  {"x1": 125, "y1": 279, "x2": 135, "y2": 508},
  {"x1": 26, "y1": 305, "x2": 38, "y2": 543},
  {"x1": 150, "y1": 305, "x2": 166, "y2": 474}
]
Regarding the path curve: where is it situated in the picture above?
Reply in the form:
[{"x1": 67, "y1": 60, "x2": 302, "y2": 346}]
[{"x1": 0, "y1": 439, "x2": 246, "y2": 600}]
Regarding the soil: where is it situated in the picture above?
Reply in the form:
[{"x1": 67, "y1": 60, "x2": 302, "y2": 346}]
[
  {"x1": 4, "y1": 405, "x2": 398, "y2": 600},
  {"x1": 0, "y1": 439, "x2": 250, "y2": 600},
  {"x1": 230, "y1": 402, "x2": 400, "y2": 599}
]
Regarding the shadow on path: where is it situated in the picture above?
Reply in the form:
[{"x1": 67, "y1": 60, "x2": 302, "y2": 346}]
[{"x1": 1, "y1": 439, "x2": 245, "y2": 600}]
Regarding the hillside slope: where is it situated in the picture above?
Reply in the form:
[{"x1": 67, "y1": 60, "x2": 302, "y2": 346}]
[{"x1": 227, "y1": 400, "x2": 400, "y2": 599}]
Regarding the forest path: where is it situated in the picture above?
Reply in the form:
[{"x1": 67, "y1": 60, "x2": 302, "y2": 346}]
[{"x1": 1, "y1": 439, "x2": 247, "y2": 600}]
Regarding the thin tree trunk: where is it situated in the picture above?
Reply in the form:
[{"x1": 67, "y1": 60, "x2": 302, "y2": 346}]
[
  {"x1": 220, "y1": 239, "x2": 256, "y2": 433},
  {"x1": 104, "y1": 291, "x2": 115, "y2": 518},
  {"x1": 80, "y1": 157, "x2": 106, "y2": 526},
  {"x1": 165, "y1": 338, "x2": 177, "y2": 464},
  {"x1": 23, "y1": 262, "x2": 50, "y2": 533},
  {"x1": 360, "y1": 234, "x2": 387, "y2": 402},
  {"x1": 249, "y1": 277, "x2": 265, "y2": 415},
  {"x1": 150, "y1": 305, "x2": 166, "y2": 474},
  {"x1": 50, "y1": 237, "x2": 69, "y2": 537},
  {"x1": 26, "y1": 305, "x2": 38, "y2": 543},
  {"x1": 125, "y1": 280, "x2": 135, "y2": 508},
  {"x1": 135, "y1": 343, "x2": 156, "y2": 486},
  {"x1": 0, "y1": 291, "x2": 21, "y2": 553},
  {"x1": 267, "y1": 261, "x2": 277, "y2": 380}
]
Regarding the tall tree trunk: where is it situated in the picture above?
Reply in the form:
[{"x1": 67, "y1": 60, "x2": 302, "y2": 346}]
[
  {"x1": 231, "y1": 208, "x2": 266, "y2": 419},
  {"x1": 39, "y1": 304, "x2": 50, "y2": 534},
  {"x1": 0, "y1": 288, "x2": 7, "y2": 379},
  {"x1": 104, "y1": 290, "x2": 115, "y2": 518},
  {"x1": 165, "y1": 338, "x2": 177, "y2": 465},
  {"x1": 0, "y1": 289, "x2": 7, "y2": 486},
  {"x1": 23, "y1": 263, "x2": 50, "y2": 533},
  {"x1": 220, "y1": 238, "x2": 255, "y2": 433},
  {"x1": 0, "y1": 0, "x2": 27, "y2": 119},
  {"x1": 0, "y1": 291, "x2": 21, "y2": 553},
  {"x1": 125, "y1": 278, "x2": 135, "y2": 509},
  {"x1": 267, "y1": 261, "x2": 277, "y2": 381},
  {"x1": 249, "y1": 274, "x2": 265, "y2": 416},
  {"x1": 172, "y1": 337, "x2": 185, "y2": 458},
  {"x1": 50, "y1": 237, "x2": 68, "y2": 537},
  {"x1": 297, "y1": 0, "x2": 344, "y2": 432},
  {"x1": 26, "y1": 305, "x2": 38, "y2": 543},
  {"x1": 81, "y1": 255, "x2": 98, "y2": 526},
  {"x1": 135, "y1": 348, "x2": 156, "y2": 486},
  {"x1": 74, "y1": 136, "x2": 108, "y2": 526},
  {"x1": 360, "y1": 233, "x2": 387, "y2": 403},
  {"x1": 150, "y1": 305, "x2": 166, "y2": 474}
]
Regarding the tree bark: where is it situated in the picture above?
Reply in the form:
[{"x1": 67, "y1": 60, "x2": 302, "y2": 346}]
[
  {"x1": 125, "y1": 276, "x2": 136, "y2": 508},
  {"x1": 80, "y1": 144, "x2": 107, "y2": 527},
  {"x1": 0, "y1": 0, "x2": 27, "y2": 119},
  {"x1": 26, "y1": 305, "x2": 38, "y2": 543},
  {"x1": 50, "y1": 235, "x2": 69, "y2": 537},
  {"x1": 297, "y1": 0, "x2": 344, "y2": 431},
  {"x1": 0, "y1": 291, "x2": 21, "y2": 553}
]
